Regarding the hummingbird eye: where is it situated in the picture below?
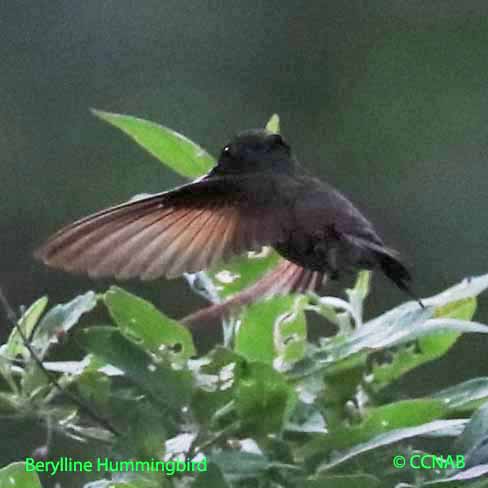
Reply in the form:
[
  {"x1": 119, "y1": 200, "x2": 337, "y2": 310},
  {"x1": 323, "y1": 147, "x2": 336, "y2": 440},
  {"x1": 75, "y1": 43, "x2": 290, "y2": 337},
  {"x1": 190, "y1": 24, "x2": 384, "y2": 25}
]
[{"x1": 222, "y1": 145, "x2": 232, "y2": 157}]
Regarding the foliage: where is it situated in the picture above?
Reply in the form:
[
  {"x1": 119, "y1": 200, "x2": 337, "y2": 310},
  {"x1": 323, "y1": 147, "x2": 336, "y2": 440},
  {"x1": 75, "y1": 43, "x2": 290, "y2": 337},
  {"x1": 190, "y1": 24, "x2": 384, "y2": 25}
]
[{"x1": 2, "y1": 113, "x2": 488, "y2": 487}]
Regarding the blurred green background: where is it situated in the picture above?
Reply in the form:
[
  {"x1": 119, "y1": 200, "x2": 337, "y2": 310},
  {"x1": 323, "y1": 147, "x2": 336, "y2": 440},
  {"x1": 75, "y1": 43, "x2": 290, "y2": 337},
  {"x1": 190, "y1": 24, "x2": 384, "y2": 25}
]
[{"x1": 2, "y1": 0, "x2": 488, "y2": 472}]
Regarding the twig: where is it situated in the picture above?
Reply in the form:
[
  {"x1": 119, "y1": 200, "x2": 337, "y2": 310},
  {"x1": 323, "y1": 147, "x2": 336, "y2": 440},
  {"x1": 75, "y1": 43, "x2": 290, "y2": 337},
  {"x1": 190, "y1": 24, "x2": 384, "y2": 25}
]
[
  {"x1": 0, "y1": 288, "x2": 119, "y2": 437},
  {"x1": 189, "y1": 421, "x2": 240, "y2": 459}
]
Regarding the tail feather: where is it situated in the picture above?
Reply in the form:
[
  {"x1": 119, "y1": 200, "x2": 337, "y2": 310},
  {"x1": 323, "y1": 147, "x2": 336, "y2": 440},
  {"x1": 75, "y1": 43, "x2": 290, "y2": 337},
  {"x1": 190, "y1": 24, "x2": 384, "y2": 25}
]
[
  {"x1": 342, "y1": 233, "x2": 423, "y2": 307},
  {"x1": 374, "y1": 249, "x2": 411, "y2": 292},
  {"x1": 373, "y1": 248, "x2": 423, "y2": 307}
]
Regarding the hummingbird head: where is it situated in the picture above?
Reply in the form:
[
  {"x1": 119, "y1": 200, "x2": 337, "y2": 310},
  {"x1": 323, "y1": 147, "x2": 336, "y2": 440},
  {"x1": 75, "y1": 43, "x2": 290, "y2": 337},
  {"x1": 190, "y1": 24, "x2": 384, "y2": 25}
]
[{"x1": 215, "y1": 129, "x2": 297, "y2": 175}]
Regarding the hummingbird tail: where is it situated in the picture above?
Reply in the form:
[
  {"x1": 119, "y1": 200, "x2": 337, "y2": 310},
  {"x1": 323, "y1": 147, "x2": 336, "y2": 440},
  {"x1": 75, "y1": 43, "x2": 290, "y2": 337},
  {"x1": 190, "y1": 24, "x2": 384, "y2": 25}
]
[{"x1": 374, "y1": 248, "x2": 424, "y2": 308}]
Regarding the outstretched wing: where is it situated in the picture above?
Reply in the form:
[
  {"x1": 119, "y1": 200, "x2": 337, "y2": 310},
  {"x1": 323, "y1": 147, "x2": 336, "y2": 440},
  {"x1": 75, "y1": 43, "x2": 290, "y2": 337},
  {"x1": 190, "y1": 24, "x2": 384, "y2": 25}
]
[{"x1": 35, "y1": 176, "x2": 288, "y2": 280}]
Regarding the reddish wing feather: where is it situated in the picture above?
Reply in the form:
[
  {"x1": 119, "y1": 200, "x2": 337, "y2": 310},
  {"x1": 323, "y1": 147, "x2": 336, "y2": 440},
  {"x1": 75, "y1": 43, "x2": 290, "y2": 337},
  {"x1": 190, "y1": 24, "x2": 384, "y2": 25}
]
[{"x1": 35, "y1": 176, "x2": 287, "y2": 281}]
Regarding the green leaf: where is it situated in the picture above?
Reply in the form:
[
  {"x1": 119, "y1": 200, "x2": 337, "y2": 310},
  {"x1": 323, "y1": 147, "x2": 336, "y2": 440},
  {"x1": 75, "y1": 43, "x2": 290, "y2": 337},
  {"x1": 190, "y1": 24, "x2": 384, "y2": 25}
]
[
  {"x1": 371, "y1": 298, "x2": 475, "y2": 391},
  {"x1": 289, "y1": 304, "x2": 434, "y2": 380},
  {"x1": 31, "y1": 292, "x2": 97, "y2": 358},
  {"x1": 320, "y1": 365, "x2": 365, "y2": 431},
  {"x1": 77, "y1": 370, "x2": 111, "y2": 411},
  {"x1": 0, "y1": 462, "x2": 42, "y2": 488},
  {"x1": 92, "y1": 109, "x2": 215, "y2": 178},
  {"x1": 308, "y1": 272, "x2": 370, "y2": 332},
  {"x1": 423, "y1": 465, "x2": 488, "y2": 486},
  {"x1": 456, "y1": 402, "x2": 488, "y2": 455},
  {"x1": 112, "y1": 398, "x2": 167, "y2": 459},
  {"x1": 286, "y1": 400, "x2": 327, "y2": 434},
  {"x1": 311, "y1": 298, "x2": 351, "y2": 330},
  {"x1": 345, "y1": 270, "x2": 371, "y2": 325},
  {"x1": 84, "y1": 477, "x2": 165, "y2": 488},
  {"x1": 77, "y1": 326, "x2": 192, "y2": 411},
  {"x1": 234, "y1": 362, "x2": 296, "y2": 436},
  {"x1": 265, "y1": 113, "x2": 280, "y2": 133},
  {"x1": 209, "y1": 451, "x2": 271, "y2": 481},
  {"x1": 1, "y1": 297, "x2": 48, "y2": 392},
  {"x1": 104, "y1": 286, "x2": 195, "y2": 363},
  {"x1": 193, "y1": 463, "x2": 229, "y2": 488},
  {"x1": 236, "y1": 295, "x2": 307, "y2": 367},
  {"x1": 303, "y1": 399, "x2": 451, "y2": 467},
  {"x1": 209, "y1": 247, "x2": 281, "y2": 300},
  {"x1": 0, "y1": 392, "x2": 21, "y2": 414},
  {"x1": 21, "y1": 362, "x2": 50, "y2": 399},
  {"x1": 432, "y1": 378, "x2": 488, "y2": 413},
  {"x1": 423, "y1": 273, "x2": 488, "y2": 307},
  {"x1": 357, "y1": 399, "x2": 449, "y2": 439},
  {"x1": 43, "y1": 357, "x2": 97, "y2": 375},
  {"x1": 326, "y1": 298, "x2": 488, "y2": 364},
  {"x1": 286, "y1": 339, "x2": 366, "y2": 380},
  {"x1": 420, "y1": 296, "x2": 476, "y2": 358},
  {"x1": 435, "y1": 296, "x2": 477, "y2": 320},
  {"x1": 316, "y1": 419, "x2": 468, "y2": 472},
  {"x1": 190, "y1": 347, "x2": 245, "y2": 428},
  {"x1": 4, "y1": 296, "x2": 48, "y2": 360}
]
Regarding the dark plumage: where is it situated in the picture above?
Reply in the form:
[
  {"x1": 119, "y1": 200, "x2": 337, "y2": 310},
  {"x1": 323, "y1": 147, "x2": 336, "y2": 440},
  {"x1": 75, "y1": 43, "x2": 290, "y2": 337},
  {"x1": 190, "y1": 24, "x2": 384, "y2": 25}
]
[{"x1": 36, "y1": 129, "x2": 419, "y2": 306}]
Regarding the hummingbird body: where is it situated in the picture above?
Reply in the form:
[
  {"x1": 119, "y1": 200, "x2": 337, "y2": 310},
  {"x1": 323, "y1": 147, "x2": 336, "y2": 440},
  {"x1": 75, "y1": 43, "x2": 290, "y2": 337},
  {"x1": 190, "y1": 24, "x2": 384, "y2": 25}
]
[{"x1": 36, "y1": 129, "x2": 415, "y2": 301}]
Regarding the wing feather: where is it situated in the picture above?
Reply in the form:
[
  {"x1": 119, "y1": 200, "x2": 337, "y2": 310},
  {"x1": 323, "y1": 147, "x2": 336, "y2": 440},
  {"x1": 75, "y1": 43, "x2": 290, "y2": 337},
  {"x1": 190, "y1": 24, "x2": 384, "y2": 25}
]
[{"x1": 35, "y1": 176, "x2": 289, "y2": 281}]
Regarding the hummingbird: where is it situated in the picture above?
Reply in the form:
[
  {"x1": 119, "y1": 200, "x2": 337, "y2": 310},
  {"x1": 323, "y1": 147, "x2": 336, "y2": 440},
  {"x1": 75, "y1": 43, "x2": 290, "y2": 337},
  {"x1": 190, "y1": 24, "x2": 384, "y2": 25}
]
[{"x1": 35, "y1": 129, "x2": 420, "y2": 316}]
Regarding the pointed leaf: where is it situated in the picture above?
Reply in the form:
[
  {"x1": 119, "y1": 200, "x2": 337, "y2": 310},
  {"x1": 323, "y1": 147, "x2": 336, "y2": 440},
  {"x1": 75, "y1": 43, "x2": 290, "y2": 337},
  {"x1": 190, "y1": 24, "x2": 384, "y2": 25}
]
[
  {"x1": 422, "y1": 464, "x2": 488, "y2": 485},
  {"x1": 104, "y1": 286, "x2": 195, "y2": 363},
  {"x1": 317, "y1": 419, "x2": 468, "y2": 471},
  {"x1": 92, "y1": 109, "x2": 215, "y2": 178},
  {"x1": 234, "y1": 362, "x2": 297, "y2": 436},
  {"x1": 31, "y1": 292, "x2": 97, "y2": 358},
  {"x1": 432, "y1": 378, "x2": 488, "y2": 413},
  {"x1": 0, "y1": 462, "x2": 42, "y2": 488},
  {"x1": 456, "y1": 402, "x2": 488, "y2": 455},
  {"x1": 209, "y1": 451, "x2": 271, "y2": 481},
  {"x1": 372, "y1": 297, "x2": 476, "y2": 390},
  {"x1": 236, "y1": 295, "x2": 307, "y2": 367},
  {"x1": 194, "y1": 462, "x2": 230, "y2": 487},
  {"x1": 422, "y1": 274, "x2": 488, "y2": 307},
  {"x1": 4, "y1": 296, "x2": 48, "y2": 360},
  {"x1": 209, "y1": 247, "x2": 281, "y2": 300},
  {"x1": 77, "y1": 326, "x2": 192, "y2": 411},
  {"x1": 265, "y1": 114, "x2": 280, "y2": 133},
  {"x1": 345, "y1": 271, "x2": 371, "y2": 326}
]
